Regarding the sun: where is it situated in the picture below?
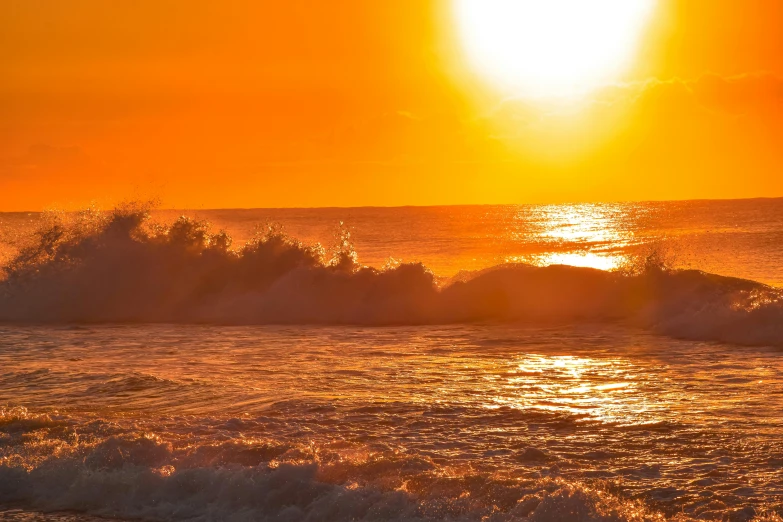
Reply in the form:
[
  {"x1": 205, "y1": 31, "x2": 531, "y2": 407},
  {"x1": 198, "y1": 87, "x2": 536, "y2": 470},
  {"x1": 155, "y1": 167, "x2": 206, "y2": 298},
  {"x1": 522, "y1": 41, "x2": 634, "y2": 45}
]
[{"x1": 454, "y1": 0, "x2": 654, "y2": 97}]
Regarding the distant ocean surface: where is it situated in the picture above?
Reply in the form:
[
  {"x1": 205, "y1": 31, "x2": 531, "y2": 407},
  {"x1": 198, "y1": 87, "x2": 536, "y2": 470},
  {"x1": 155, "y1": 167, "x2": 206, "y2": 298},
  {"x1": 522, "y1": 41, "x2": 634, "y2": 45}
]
[
  {"x1": 1, "y1": 199, "x2": 782, "y2": 521},
  {"x1": 3, "y1": 198, "x2": 783, "y2": 285},
  {"x1": 156, "y1": 198, "x2": 783, "y2": 285}
]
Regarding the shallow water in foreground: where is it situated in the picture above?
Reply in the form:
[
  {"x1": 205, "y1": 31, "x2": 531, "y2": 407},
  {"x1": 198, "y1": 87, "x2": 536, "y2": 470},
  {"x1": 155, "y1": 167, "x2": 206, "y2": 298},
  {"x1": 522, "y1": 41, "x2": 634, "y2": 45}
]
[{"x1": 1, "y1": 324, "x2": 781, "y2": 521}]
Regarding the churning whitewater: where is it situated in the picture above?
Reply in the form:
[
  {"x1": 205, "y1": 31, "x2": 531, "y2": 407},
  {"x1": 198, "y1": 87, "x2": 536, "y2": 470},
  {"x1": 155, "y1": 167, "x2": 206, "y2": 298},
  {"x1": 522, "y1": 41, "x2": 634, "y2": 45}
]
[{"x1": 1, "y1": 323, "x2": 782, "y2": 522}]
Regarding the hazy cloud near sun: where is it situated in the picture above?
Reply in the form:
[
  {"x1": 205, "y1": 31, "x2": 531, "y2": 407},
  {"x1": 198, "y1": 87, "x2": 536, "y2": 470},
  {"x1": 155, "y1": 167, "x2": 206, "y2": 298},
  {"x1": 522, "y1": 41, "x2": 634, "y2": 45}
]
[
  {"x1": 281, "y1": 72, "x2": 783, "y2": 167},
  {"x1": 617, "y1": 73, "x2": 783, "y2": 120},
  {"x1": 484, "y1": 73, "x2": 783, "y2": 143},
  {"x1": 494, "y1": 73, "x2": 783, "y2": 122},
  {"x1": 688, "y1": 73, "x2": 783, "y2": 114}
]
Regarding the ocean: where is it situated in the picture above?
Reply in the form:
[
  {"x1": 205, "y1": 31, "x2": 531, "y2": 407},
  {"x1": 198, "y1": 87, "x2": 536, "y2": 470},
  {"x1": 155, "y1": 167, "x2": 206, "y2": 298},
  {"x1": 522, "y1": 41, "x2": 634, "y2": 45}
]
[{"x1": 0, "y1": 199, "x2": 782, "y2": 521}]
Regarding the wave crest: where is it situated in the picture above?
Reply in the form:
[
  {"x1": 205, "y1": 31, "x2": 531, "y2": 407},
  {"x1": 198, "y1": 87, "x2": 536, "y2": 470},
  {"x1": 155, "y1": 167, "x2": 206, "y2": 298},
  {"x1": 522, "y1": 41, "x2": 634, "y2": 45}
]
[
  {"x1": 1, "y1": 205, "x2": 782, "y2": 346},
  {"x1": 0, "y1": 417, "x2": 671, "y2": 522}
]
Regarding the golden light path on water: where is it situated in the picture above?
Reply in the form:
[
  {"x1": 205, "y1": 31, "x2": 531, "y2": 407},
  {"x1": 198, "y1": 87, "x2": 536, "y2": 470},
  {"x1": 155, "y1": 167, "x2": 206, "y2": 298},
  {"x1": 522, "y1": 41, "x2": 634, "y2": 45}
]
[
  {"x1": 506, "y1": 203, "x2": 640, "y2": 271},
  {"x1": 506, "y1": 252, "x2": 625, "y2": 271},
  {"x1": 478, "y1": 354, "x2": 658, "y2": 425},
  {"x1": 2, "y1": 323, "x2": 782, "y2": 519},
  {"x1": 3, "y1": 199, "x2": 783, "y2": 288}
]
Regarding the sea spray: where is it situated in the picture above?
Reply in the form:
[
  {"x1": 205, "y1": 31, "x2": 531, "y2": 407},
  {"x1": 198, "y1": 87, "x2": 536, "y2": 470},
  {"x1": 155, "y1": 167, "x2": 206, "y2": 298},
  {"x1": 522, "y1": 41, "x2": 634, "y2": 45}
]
[{"x1": 1, "y1": 204, "x2": 782, "y2": 346}]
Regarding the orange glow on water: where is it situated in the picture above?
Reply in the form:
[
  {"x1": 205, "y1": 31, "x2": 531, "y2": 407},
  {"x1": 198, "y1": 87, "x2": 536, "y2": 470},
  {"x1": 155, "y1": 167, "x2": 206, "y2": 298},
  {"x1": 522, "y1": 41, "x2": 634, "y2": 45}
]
[
  {"x1": 2, "y1": 4, "x2": 783, "y2": 515},
  {"x1": 535, "y1": 253, "x2": 624, "y2": 271}
]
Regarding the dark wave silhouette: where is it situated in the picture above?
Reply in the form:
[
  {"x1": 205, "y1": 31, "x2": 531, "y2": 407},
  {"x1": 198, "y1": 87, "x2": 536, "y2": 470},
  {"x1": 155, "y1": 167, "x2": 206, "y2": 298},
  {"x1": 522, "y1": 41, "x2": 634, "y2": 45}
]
[{"x1": 1, "y1": 204, "x2": 781, "y2": 346}]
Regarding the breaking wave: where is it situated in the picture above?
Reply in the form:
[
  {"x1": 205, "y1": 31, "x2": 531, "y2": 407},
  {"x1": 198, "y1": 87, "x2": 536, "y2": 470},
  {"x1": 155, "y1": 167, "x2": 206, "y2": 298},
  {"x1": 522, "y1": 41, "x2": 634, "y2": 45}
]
[
  {"x1": 0, "y1": 457, "x2": 665, "y2": 522},
  {"x1": 1, "y1": 406, "x2": 762, "y2": 522},
  {"x1": 1, "y1": 204, "x2": 782, "y2": 346}
]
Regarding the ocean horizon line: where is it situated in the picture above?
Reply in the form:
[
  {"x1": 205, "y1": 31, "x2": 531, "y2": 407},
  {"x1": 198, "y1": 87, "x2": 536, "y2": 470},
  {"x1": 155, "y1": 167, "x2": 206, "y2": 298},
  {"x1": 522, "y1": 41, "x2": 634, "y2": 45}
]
[{"x1": 2, "y1": 194, "x2": 783, "y2": 214}]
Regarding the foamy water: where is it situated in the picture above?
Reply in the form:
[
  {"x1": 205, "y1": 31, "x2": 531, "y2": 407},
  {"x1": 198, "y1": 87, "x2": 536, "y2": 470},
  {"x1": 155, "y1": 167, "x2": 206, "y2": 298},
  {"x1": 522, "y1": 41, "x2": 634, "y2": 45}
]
[
  {"x1": 1, "y1": 325, "x2": 782, "y2": 521},
  {"x1": 1, "y1": 200, "x2": 783, "y2": 521}
]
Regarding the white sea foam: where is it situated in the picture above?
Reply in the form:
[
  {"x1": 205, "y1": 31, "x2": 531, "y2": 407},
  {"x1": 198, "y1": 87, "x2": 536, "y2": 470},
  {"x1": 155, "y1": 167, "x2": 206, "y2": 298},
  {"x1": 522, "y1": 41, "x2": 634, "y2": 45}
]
[
  {"x1": 1, "y1": 320, "x2": 782, "y2": 522},
  {"x1": 0, "y1": 407, "x2": 702, "y2": 522}
]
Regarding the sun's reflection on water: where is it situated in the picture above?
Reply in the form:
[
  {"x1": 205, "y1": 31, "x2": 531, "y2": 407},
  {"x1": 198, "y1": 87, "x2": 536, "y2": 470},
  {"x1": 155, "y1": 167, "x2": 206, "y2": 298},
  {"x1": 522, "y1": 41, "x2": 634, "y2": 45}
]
[
  {"x1": 503, "y1": 252, "x2": 624, "y2": 271},
  {"x1": 536, "y1": 206, "x2": 627, "y2": 244},
  {"x1": 486, "y1": 354, "x2": 659, "y2": 424},
  {"x1": 507, "y1": 203, "x2": 646, "y2": 271},
  {"x1": 538, "y1": 252, "x2": 624, "y2": 270}
]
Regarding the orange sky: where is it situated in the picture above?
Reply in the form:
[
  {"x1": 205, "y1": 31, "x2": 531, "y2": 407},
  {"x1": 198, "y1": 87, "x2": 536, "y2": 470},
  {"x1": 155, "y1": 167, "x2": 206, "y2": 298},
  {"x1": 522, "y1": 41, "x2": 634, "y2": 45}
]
[{"x1": 1, "y1": 0, "x2": 782, "y2": 210}]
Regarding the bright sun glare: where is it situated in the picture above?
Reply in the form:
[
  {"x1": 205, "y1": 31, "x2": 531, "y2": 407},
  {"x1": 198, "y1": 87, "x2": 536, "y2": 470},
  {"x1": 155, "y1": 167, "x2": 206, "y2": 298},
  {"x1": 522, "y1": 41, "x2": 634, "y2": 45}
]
[{"x1": 454, "y1": 0, "x2": 654, "y2": 97}]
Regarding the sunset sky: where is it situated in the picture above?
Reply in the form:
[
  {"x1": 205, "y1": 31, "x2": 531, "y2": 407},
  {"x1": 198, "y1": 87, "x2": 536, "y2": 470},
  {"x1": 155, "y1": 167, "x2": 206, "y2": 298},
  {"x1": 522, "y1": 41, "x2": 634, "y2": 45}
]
[{"x1": 1, "y1": 0, "x2": 782, "y2": 210}]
